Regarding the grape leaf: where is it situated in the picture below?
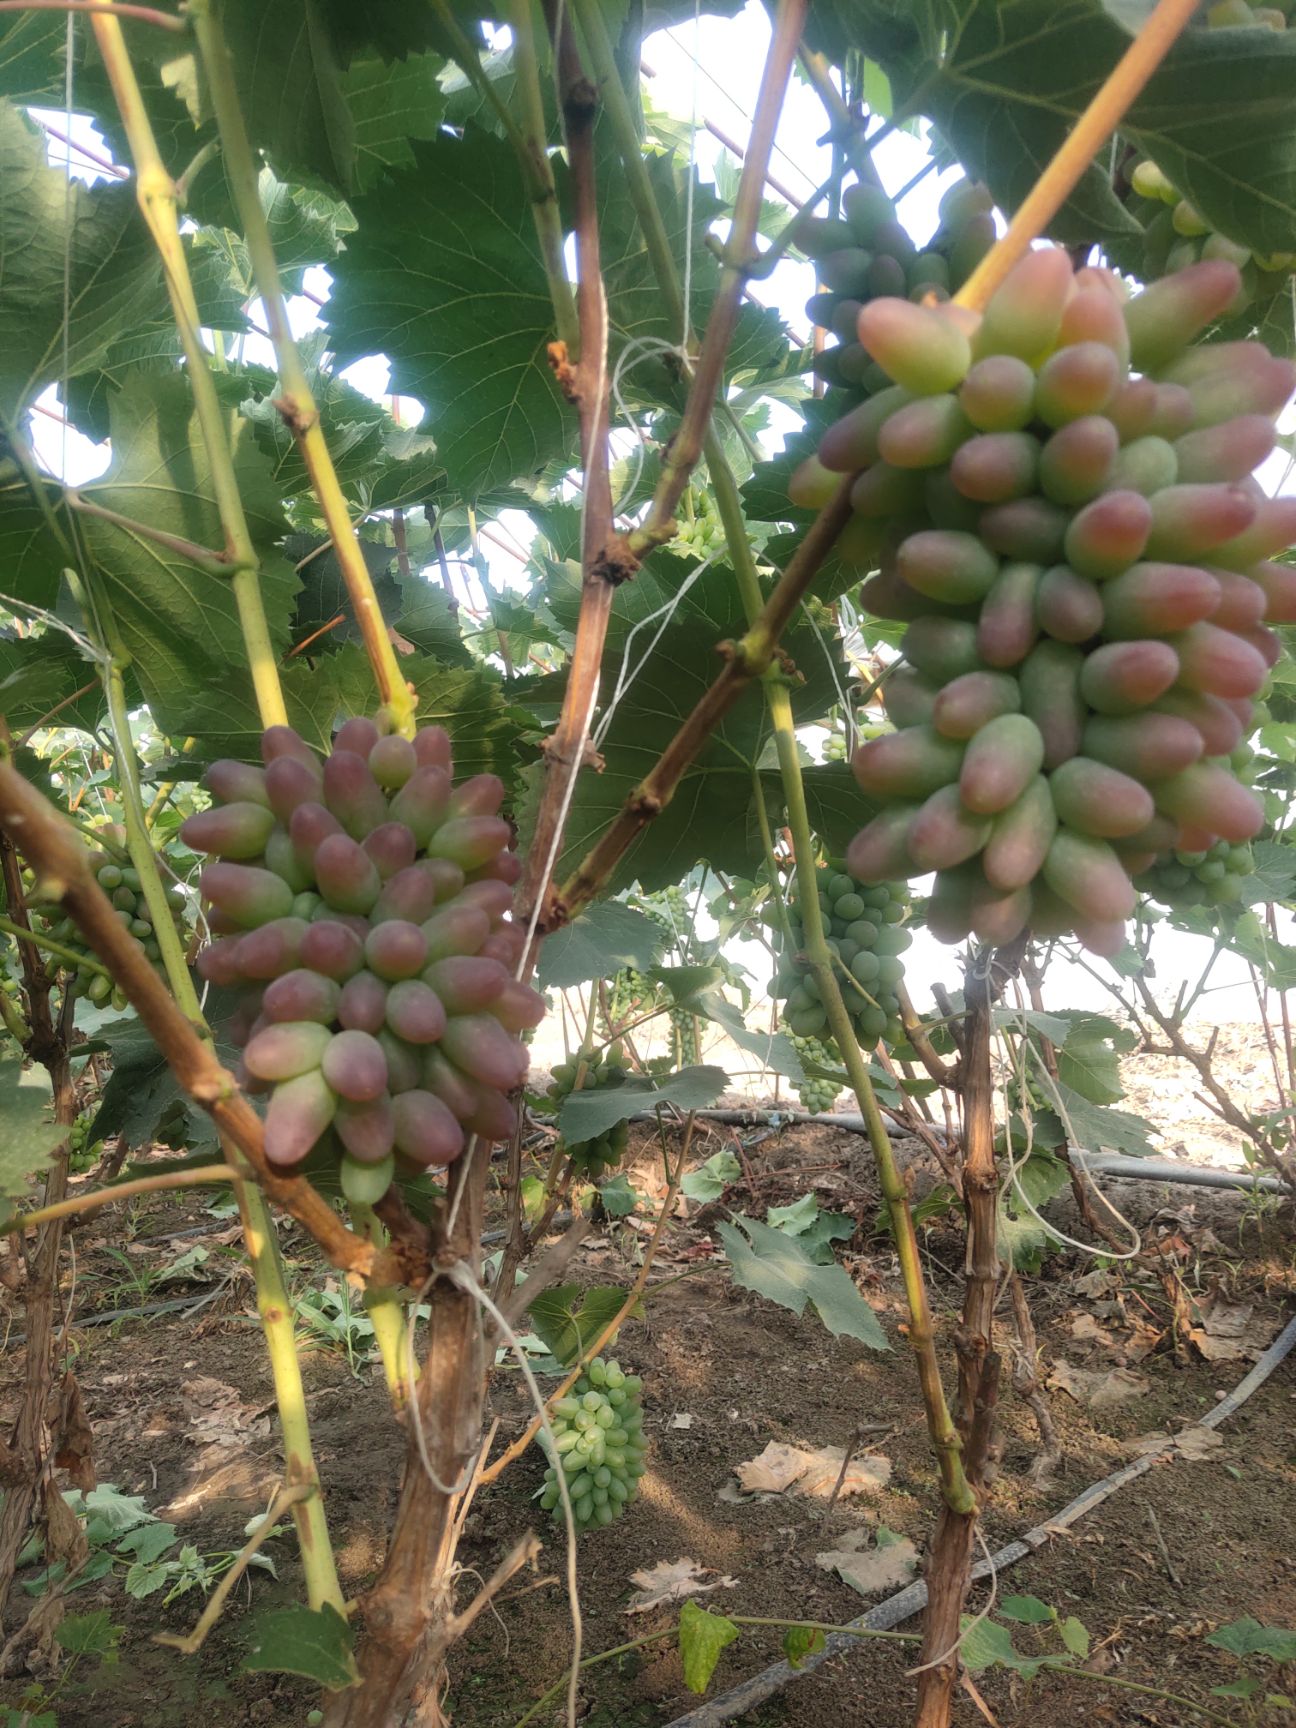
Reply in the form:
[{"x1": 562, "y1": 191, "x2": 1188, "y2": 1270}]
[
  {"x1": 525, "y1": 1283, "x2": 631, "y2": 1366},
  {"x1": 999, "y1": 1594, "x2": 1055, "y2": 1625},
  {"x1": 535, "y1": 901, "x2": 665, "y2": 988},
  {"x1": 1206, "y1": 1619, "x2": 1296, "y2": 1663},
  {"x1": 678, "y1": 1599, "x2": 741, "y2": 1695},
  {"x1": 715, "y1": 1215, "x2": 889, "y2": 1350},
  {"x1": 326, "y1": 127, "x2": 574, "y2": 497},
  {"x1": 0, "y1": 101, "x2": 164, "y2": 420},
  {"x1": 0, "y1": 12, "x2": 67, "y2": 104},
  {"x1": 529, "y1": 560, "x2": 870, "y2": 891},
  {"x1": 243, "y1": 1601, "x2": 358, "y2": 1690},
  {"x1": 0, "y1": 1053, "x2": 65, "y2": 1206},
  {"x1": 680, "y1": 1148, "x2": 741, "y2": 1203},
  {"x1": 343, "y1": 51, "x2": 448, "y2": 192},
  {"x1": 206, "y1": 0, "x2": 356, "y2": 195},
  {"x1": 72, "y1": 374, "x2": 299, "y2": 736},
  {"x1": 831, "y1": 1, "x2": 1296, "y2": 255},
  {"x1": 558, "y1": 1065, "x2": 729, "y2": 1141},
  {"x1": 959, "y1": 1616, "x2": 1043, "y2": 1678}
]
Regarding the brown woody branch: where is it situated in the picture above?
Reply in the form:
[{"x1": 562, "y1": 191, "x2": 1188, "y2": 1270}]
[
  {"x1": 626, "y1": 0, "x2": 809, "y2": 553},
  {"x1": 551, "y1": 478, "x2": 854, "y2": 927},
  {"x1": 0, "y1": 757, "x2": 373, "y2": 1277},
  {"x1": 516, "y1": 3, "x2": 620, "y2": 934}
]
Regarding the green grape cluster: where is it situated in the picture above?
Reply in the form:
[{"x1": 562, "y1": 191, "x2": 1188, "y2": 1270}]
[
  {"x1": 21, "y1": 824, "x2": 189, "y2": 1011},
  {"x1": 799, "y1": 177, "x2": 996, "y2": 398},
  {"x1": 1137, "y1": 837, "x2": 1255, "y2": 911},
  {"x1": 669, "y1": 1005, "x2": 700, "y2": 1067},
  {"x1": 605, "y1": 966, "x2": 652, "y2": 1028},
  {"x1": 546, "y1": 1044, "x2": 631, "y2": 1179},
  {"x1": 67, "y1": 1112, "x2": 102, "y2": 1174},
  {"x1": 671, "y1": 489, "x2": 728, "y2": 561},
  {"x1": 786, "y1": 1031, "x2": 844, "y2": 1112},
  {"x1": 771, "y1": 865, "x2": 910, "y2": 1074},
  {"x1": 791, "y1": 250, "x2": 1292, "y2": 955},
  {"x1": 538, "y1": 1356, "x2": 646, "y2": 1529},
  {"x1": 183, "y1": 716, "x2": 543, "y2": 1206},
  {"x1": 1129, "y1": 158, "x2": 1294, "y2": 310}
]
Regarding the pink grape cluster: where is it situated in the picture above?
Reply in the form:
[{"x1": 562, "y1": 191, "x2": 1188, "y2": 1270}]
[
  {"x1": 792, "y1": 252, "x2": 1296, "y2": 955},
  {"x1": 183, "y1": 716, "x2": 543, "y2": 1205}
]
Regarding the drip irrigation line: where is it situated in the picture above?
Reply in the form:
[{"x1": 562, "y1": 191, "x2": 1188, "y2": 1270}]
[
  {"x1": 662, "y1": 1308, "x2": 1296, "y2": 1728},
  {"x1": 634, "y1": 1110, "x2": 1285, "y2": 1195},
  {"x1": 5, "y1": 1285, "x2": 222, "y2": 1346}
]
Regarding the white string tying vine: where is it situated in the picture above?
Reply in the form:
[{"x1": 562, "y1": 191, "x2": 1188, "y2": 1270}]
[
  {"x1": 448, "y1": 1262, "x2": 584, "y2": 1728},
  {"x1": 797, "y1": 598, "x2": 858, "y2": 755},
  {"x1": 591, "y1": 550, "x2": 718, "y2": 751}
]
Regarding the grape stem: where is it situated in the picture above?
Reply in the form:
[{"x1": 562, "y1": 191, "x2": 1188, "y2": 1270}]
[
  {"x1": 512, "y1": 0, "x2": 619, "y2": 935},
  {"x1": 186, "y1": 0, "x2": 415, "y2": 737},
  {"x1": 0, "y1": 754, "x2": 373, "y2": 1276},
  {"x1": 86, "y1": 4, "x2": 290, "y2": 729},
  {"x1": 0, "y1": 911, "x2": 112, "y2": 982},
  {"x1": 505, "y1": 0, "x2": 580, "y2": 351},
  {"x1": 4, "y1": 1164, "x2": 240, "y2": 1235}
]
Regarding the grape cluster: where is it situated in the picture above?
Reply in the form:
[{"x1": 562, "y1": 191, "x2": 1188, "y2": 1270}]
[
  {"x1": 67, "y1": 1112, "x2": 102, "y2": 1174},
  {"x1": 671, "y1": 488, "x2": 729, "y2": 561},
  {"x1": 182, "y1": 716, "x2": 544, "y2": 1205},
  {"x1": 792, "y1": 251, "x2": 1294, "y2": 954},
  {"x1": 786, "y1": 1031, "x2": 844, "y2": 1113},
  {"x1": 1137, "y1": 837, "x2": 1255, "y2": 912},
  {"x1": 1129, "y1": 157, "x2": 1293, "y2": 310},
  {"x1": 772, "y1": 865, "x2": 910, "y2": 1070},
  {"x1": 23, "y1": 826, "x2": 189, "y2": 1011},
  {"x1": 800, "y1": 178, "x2": 996, "y2": 399},
  {"x1": 538, "y1": 1356, "x2": 646, "y2": 1529},
  {"x1": 546, "y1": 1044, "x2": 631, "y2": 1179}
]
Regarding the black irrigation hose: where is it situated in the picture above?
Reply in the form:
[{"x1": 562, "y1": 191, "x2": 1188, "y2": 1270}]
[{"x1": 662, "y1": 1308, "x2": 1296, "y2": 1727}]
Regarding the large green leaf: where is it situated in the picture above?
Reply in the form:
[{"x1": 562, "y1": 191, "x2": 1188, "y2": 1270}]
[
  {"x1": 343, "y1": 51, "x2": 449, "y2": 192},
  {"x1": 0, "y1": 633, "x2": 105, "y2": 736},
  {"x1": 0, "y1": 12, "x2": 67, "y2": 104},
  {"x1": 531, "y1": 558, "x2": 869, "y2": 890},
  {"x1": 74, "y1": 374, "x2": 299, "y2": 733},
  {"x1": 831, "y1": 1, "x2": 1296, "y2": 255},
  {"x1": 536, "y1": 900, "x2": 665, "y2": 988},
  {"x1": 325, "y1": 127, "x2": 574, "y2": 497},
  {"x1": 0, "y1": 1052, "x2": 65, "y2": 1209},
  {"x1": 0, "y1": 101, "x2": 164, "y2": 420},
  {"x1": 525, "y1": 1283, "x2": 632, "y2": 1366},
  {"x1": 557, "y1": 1064, "x2": 729, "y2": 1140},
  {"x1": 209, "y1": 0, "x2": 356, "y2": 195},
  {"x1": 716, "y1": 1213, "x2": 889, "y2": 1349},
  {"x1": 243, "y1": 1601, "x2": 358, "y2": 1691}
]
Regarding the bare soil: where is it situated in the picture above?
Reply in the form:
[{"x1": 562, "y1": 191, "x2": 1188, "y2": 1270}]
[{"x1": 2, "y1": 1117, "x2": 1294, "y2": 1728}]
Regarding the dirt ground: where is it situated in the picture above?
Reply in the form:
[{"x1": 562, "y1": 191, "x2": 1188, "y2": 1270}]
[{"x1": 2, "y1": 1114, "x2": 1294, "y2": 1728}]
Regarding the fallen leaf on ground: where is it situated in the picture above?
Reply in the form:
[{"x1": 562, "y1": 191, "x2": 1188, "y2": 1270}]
[
  {"x1": 734, "y1": 1441, "x2": 890, "y2": 1499},
  {"x1": 1048, "y1": 1360, "x2": 1149, "y2": 1410},
  {"x1": 1132, "y1": 1424, "x2": 1224, "y2": 1461},
  {"x1": 1186, "y1": 1296, "x2": 1278, "y2": 1364},
  {"x1": 179, "y1": 1378, "x2": 271, "y2": 1447},
  {"x1": 626, "y1": 1557, "x2": 738, "y2": 1614},
  {"x1": 815, "y1": 1528, "x2": 918, "y2": 1597},
  {"x1": 670, "y1": 1413, "x2": 695, "y2": 1430}
]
